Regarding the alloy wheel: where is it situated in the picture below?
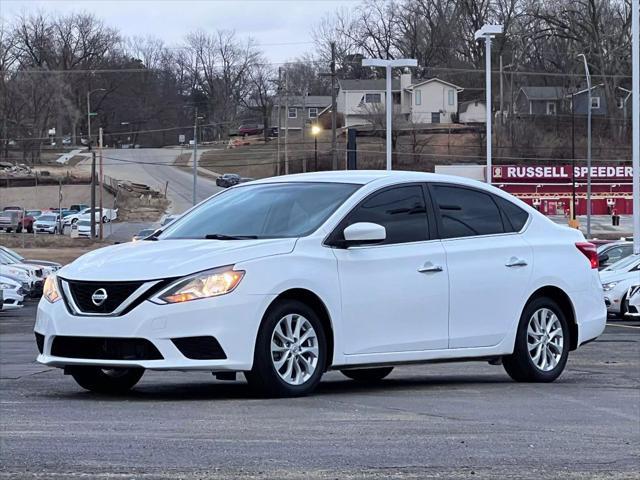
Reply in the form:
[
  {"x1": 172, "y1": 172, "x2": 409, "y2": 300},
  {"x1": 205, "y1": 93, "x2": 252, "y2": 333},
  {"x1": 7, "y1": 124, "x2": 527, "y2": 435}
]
[
  {"x1": 270, "y1": 313, "x2": 319, "y2": 386},
  {"x1": 527, "y1": 307, "x2": 564, "y2": 372}
]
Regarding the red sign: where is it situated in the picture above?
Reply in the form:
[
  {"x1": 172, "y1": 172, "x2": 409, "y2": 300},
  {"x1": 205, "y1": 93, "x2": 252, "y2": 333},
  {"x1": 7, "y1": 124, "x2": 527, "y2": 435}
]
[{"x1": 492, "y1": 165, "x2": 633, "y2": 183}]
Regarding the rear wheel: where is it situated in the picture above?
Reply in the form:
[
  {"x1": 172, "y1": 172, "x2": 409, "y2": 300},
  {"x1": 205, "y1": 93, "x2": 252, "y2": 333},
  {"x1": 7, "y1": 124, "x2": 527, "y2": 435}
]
[
  {"x1": 245, "y1": 299, "x2": 326, "y2": 397},
  {"x1": 503, "y1": 297, "x2": 569, "y2": 382},
  {"x1": 16, "y1": 224, "x2": 22, "y2": 233},
  {"x1": 70, "y1": 367, "x2": 144, "y2": 393},
  {"x1": 341, "y1": 367, "x2": 393, "y2": 382}
]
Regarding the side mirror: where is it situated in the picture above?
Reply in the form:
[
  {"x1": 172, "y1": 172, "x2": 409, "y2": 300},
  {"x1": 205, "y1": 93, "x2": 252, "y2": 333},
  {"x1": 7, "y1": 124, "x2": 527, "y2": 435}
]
[{"x1": 342, "y1": 222, "x2": 386, "y2": 247}]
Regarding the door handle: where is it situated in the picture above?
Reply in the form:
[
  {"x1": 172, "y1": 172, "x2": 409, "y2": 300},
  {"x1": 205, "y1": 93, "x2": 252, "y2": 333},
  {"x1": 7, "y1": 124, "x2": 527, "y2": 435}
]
[
  {"x1": 505, "y1": 257, "x2": 528, "y2": 267},
  {"x1": 418, "y1": 262, "x2": 443, "y2": 273}
]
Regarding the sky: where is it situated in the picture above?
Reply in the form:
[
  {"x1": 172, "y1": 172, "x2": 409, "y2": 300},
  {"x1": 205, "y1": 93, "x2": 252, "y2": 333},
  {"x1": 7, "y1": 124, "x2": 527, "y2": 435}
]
[{"x1": 1, "y1": 0, "x2": 356, "y2": 63}]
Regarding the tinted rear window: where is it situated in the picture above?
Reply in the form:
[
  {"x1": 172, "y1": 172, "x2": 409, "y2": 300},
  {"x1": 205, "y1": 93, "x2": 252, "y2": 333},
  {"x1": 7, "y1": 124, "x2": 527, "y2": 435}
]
[{"x1": 494, "y1": 196, "x2": 529, "y2": 232}]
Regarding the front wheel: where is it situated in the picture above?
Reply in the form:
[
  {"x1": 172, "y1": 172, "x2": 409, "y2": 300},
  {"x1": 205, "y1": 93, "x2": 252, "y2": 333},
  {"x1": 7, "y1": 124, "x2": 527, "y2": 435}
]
[
  {"x1": 245, "y1": 299, "x2": 326, "y2": 397},
  {"x1": 70, "y1": 367, "x2": 144, "y2": 393},
  {"x1": 503, "y1": 297, "x2": 569, "y2": 382},
  {"x1": 341, "y1": 367, "x2": 393, "y2": 382}
]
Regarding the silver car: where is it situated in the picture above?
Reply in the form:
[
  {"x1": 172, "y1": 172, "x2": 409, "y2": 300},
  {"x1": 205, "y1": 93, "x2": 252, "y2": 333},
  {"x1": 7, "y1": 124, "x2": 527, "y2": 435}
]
[{"x1": 33, "y1": 213, "x2": 60, "y2": 234}]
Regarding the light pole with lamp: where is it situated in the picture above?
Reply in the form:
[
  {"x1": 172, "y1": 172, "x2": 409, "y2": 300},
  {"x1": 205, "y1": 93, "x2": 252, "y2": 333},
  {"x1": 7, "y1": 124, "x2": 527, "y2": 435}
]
[
  {"x1": 475, "y1": 25, "x2": 503, "y2": 183},
  {"x1": 361, "y1": 58, "x2": 417, "y2": 170},
  {"x1": 578, "y1": 53, "x2": 593, "y2": 239},
  {"x1": 86, "y1": 88, "x2": 106, "y2": 240},
  {"x1": 311, "y1": 124, "x2": 321, "y2": 171}
]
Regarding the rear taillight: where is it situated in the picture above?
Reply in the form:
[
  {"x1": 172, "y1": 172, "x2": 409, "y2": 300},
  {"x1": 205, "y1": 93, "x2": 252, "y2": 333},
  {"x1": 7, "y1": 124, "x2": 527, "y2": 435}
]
[{"x1": 576, "y1": 242, "x2": 598, "y2": 269}]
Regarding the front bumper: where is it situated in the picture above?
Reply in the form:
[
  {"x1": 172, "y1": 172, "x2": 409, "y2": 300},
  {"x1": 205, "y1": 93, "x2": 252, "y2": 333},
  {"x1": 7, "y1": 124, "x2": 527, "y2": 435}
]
[
  {"x1": 34, "y1": 291, "x2": 275, "y2": 371},
  {"x1": 35, "y1": 225, "x2": 56, "y2": 233}
]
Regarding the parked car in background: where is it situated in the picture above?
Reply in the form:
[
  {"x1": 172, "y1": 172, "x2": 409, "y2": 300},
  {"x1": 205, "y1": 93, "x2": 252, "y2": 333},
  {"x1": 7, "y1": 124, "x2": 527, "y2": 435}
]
[
  {"x1": 69, "y1": 204, "x2": 89, "y2": 212},
  {"x1": 0, "y1": 254, "x2": 35, "y2": 296},
  {"x1": 0, "y1": 249, "x2": 45, "y2": 295},
  {"x1": 0, "y1": 209, "x2": 24, "y2": 233},
  {"x1": 71, "y1": 219, "x2": 97, "y2": 238},
  {"x1": 0, "y1": 246, "x2": 60, "y2": 273},
  {"x1": 626, "y1": 285, "x2": 640, "y2": 318},
  {"x1": 33, "y1": 213, "x2": 61, "y2": 234},
  {"x1": 600, "y1": 255, "x2": 640, "y2": 317},
  {"x1": 597, "y1": 241, "x2": 633, "y2": 270},
  {"x1": 132, "y1": 228, "x2": 156, "y2": 242},
  {"x1": 63, "y1": 207, "x2": 116, "y2": 226},
  {"x1": 0, "y1": 275, "x2": 24, "y2": 311},
  {"x1": 238, "y1": 124, "x2": 263, "y2": 136},
  {"x1": 35, "y1": 171, "x2": 606, "y2": 396},
  {"x1": 216, "y1": 173, "x2": 242, "y2": 188}
]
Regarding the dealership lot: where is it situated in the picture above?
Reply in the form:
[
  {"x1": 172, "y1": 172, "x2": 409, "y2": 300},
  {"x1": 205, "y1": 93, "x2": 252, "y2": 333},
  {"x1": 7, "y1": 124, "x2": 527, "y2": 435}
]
[{"x1": 1, "y1": 301, "x2": 638, "y2": 479}]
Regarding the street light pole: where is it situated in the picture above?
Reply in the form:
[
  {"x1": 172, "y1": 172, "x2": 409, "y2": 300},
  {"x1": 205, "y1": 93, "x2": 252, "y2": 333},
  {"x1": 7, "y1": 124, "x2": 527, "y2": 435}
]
[
  {"x1": 312, "y1": 124, "x2": 321, "y2": 171},
  {"x1": 632, "y1": 0, "x2": 639, "y2": 255},
  {"x1": 475, "y1": 25, "x2": 504, "y2": 183},
  {"x1": 578, "y1": 53, "x2": 592, "y2": 239},
  {"x1": 362, "y1": 58, "x2": 418, "y2": 170}
]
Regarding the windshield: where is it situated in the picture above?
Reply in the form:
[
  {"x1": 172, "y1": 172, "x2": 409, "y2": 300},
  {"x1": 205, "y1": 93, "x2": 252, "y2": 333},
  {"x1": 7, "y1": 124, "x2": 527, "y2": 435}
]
[
  {"x1": 603, "y1": 254, "x2": 640, "y2": 272},
  {"x1": 0, "y1": 251, "x2": 17, "y2": 264},
  {"x1": 38, "y1": 215, "x2": 57, "y2": 222},
  {"x1": 161, "y1": 182, "x2": 360, "y2": 240}
]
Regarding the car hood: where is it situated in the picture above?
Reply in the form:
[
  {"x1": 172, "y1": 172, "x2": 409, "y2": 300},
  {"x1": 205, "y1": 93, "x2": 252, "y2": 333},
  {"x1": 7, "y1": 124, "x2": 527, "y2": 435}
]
[
  {"x1": 600, "y1": 269, "x2": 639, "y2": 283},
  {"x1": 59, "y1": 238, "x2": 298, "y2": 281}
]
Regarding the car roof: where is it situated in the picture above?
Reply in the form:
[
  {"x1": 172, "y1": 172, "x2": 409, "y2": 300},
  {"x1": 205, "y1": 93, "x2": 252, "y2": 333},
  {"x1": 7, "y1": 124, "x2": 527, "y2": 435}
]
[{"x1": 247, "y1": 170, "x2": 505, "y2": 190}]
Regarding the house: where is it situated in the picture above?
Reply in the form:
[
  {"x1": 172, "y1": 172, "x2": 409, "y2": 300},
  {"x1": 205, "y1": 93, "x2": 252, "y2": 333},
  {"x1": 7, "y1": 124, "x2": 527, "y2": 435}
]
[
  {"x1": 459, "y1": 100, "x2": 487, "y2": 124},
  {"x1": 271, "y1": 95, "x2": 332, "y2": 130},
  {"x1": 515, "y1": 86, "x2": 566, "y2": 115},
  {"x1": 570, "y1": 84, "x2": 608, "y2": 116},
  {"x1": 337, "y1": 73, "x2": 463, "y2": 128}
]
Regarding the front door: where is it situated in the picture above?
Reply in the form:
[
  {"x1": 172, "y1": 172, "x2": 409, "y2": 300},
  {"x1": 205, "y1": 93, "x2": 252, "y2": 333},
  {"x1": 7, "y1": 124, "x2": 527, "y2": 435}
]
[{"x1": 331, "y1": 184, "x2": 449, "y2": 355}]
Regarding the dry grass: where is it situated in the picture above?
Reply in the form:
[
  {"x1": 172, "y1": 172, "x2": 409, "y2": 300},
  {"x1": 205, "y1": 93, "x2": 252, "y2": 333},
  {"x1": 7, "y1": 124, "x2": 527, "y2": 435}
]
[{"x1": 13, "y1": 246, "x2": 106, "y2": 265}]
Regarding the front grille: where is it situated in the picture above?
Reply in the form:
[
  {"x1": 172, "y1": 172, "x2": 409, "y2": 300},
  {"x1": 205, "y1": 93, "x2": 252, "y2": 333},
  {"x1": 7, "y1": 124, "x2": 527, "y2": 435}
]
[
  {"x1": 35, "y1": 333, "x2": 44, "y2": 354},
  {"x1": 171, "y1": 336, "x2": 227, "y2": 360},
  {"x1": 51, "y1": 336, "x2": 163, "y2": 360},
  {"x1": 64, "y1": 280, "x2": 145, "y2": 314}
]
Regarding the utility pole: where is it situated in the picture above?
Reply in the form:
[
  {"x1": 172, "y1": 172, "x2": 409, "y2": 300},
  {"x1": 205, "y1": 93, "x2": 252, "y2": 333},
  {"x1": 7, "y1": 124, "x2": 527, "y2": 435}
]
[
  {"x1": 192, "y1": 107, "x2": 198, "y2": 206},
  {"x1": 98, "y1": 127, "x2": 104, "y2": 240},
  {"x1": 499, "y1": 55, "x2": 504, "y2": 126},
  {"x1": 276, "y1": 67, "x2": 281, "y2": 176},
  {"x1": 90, "y1": 148, "x2": 96, "y2": 239},
  {"x1": 571, "y1": 92, "x2": 577, "y2": 223},
  {"x1": 284, "y1": 70, "x2": 289, "y2": 175},
  {"x1": 633, "y1": 0, "x2": 639, "y2": 255},
  {"x1": 331, "y1": 42, "x2": 338, "y2": 170}
]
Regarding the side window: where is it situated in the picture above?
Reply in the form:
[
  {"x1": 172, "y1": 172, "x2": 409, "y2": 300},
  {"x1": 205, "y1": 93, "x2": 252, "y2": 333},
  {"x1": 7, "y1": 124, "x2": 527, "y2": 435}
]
[
  {"x1": 494, "y1": 196, "x2": 529, "y2": 232},
  {"x1": 432, "y1": 185, "x2": 504, "y2": 238},
  {"x1": 343, "y1": 185, "x2": 429, "y2": 245}
]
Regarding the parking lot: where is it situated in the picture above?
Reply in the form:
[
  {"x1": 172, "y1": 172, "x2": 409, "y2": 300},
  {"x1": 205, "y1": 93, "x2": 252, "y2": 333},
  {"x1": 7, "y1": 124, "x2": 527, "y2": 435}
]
[{"x1": 1, "y1": 301, "x2": 638, "y2": 479}]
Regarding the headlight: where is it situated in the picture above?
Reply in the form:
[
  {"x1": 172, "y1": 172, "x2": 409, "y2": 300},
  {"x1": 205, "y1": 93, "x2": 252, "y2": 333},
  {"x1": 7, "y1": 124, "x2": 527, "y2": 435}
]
[
  {"x1": 602, "y1": 281, "x2": 619, "y2": 291},
  {"x1": 7, "y1": 268, "x2": 28, "y2": 280},
  {"x1": 150, "y1": 267, "x2": 244, "y2": 304},
  {"x1": 43, "y1": 274, "x2": 61, "y2": 303}
]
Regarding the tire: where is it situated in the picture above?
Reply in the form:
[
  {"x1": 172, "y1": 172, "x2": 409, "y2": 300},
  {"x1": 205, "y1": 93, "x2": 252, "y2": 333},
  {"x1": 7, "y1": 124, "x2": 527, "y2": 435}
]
[
  {"x1": 341, "y1": 367, "x2": 393, "y2": 382},
  {"x1": 71, "y1": 218, "x2": 78, "y2": 224},
  {"x1": 102, "y1": 216, "x2": 108, "y2": 224},
  {"x1": 503, "y1": 297, "x2": 570, "y2": 383},
  {"x1": 27, "y1": 226, "x2": 33, "y2": 234},
  {"x1": 5, "y1": 228, "x2": 11, "y2": 233},
  {"x1": 16, "y1": 224, "x2": 22, "y2": 233},
  {"x1": 245, "y1": 299, "x2": 327, "y2": 397},
  {"x1": 70, "y1": 367, "x2": 144, "y2": 394}
]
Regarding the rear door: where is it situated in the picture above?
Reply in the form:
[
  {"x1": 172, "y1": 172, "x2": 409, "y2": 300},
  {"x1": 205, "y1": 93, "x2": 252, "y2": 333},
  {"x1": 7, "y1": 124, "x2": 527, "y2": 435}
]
[{"x1": 429, "y1": 184, "x2": 533, "y2": 349}]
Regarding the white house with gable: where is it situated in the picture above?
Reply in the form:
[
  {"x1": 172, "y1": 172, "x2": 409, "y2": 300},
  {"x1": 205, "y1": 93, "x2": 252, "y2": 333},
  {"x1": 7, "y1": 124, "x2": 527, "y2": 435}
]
[{"x1": 337, "y1": 73, "x2": 463, "y2": 128}]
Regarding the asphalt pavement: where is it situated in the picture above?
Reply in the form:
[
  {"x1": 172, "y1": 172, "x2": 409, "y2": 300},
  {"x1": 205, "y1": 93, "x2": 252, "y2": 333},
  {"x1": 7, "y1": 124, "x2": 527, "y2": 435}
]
[{"x1": 1, "y1": 302, "x2": 638, "y2": 479}]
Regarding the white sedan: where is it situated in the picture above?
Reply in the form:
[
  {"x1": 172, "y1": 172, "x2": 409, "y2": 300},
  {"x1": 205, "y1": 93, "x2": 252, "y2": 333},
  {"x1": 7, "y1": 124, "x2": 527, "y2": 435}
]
[
  {"x1": 1, "y1": 276, "x2": 24, "y2": 311},
  {"x1": 63, "y1": 207, "x2": 117, "y2": 227},
  {"x1": 35, "y1": 171, "x2": 606, "y2": 396},
  {"x1": 600, "y1": 255, "x2": 640, "y2": 317}
]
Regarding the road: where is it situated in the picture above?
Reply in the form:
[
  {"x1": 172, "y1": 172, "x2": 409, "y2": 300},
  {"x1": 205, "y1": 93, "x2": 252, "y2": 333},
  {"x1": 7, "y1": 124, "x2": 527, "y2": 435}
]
[
  {"x1": 1, "y1": 302, "x2": 638, "y2": 479},
  {"x1": 79, "y1": 148, "x2": 222, "y2": 214}
]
